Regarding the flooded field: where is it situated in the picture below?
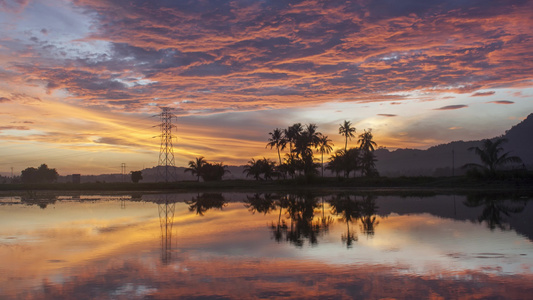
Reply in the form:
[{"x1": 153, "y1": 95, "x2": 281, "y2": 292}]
[{"x1": 1, "y1": 192, "x2": 532, "y2": 299}]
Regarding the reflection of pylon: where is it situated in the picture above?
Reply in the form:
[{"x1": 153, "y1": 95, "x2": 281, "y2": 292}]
[
  {"x1": 158, "y1": 197, "x2": 175, "y2": 264},
  {"x1": 157, "y1": 107, "x2": 177, "y2": 182}
]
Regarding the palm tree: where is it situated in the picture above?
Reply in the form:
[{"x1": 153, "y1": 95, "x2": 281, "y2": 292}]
[
  {"x1": 358, "y1": 129, "x2": 377, "y2": 153},
  {"x1": 185, "y1": 156, "x2": 206, "y2": 181},
  {"x1": 463, "y1": 138, "x2": 522, "y2": 177},
  {"x1": 317, "y1": 134, "x2": 334, "y2": 177},
  {"x1": 266, "y1": 128, "x2": 287, "y2": 166},
  {"x1": 293, "y1": 124, "x2": 321, "y2": 176},
  {"x1": 338, "y1": 120, "x2": 356, "y2": 153},
  {"x1": 284, "y1": 123, "x2": 303, "y2": 154},
  {"x1": 243, "y1": 158, "x2": 262, "y2": 180}
]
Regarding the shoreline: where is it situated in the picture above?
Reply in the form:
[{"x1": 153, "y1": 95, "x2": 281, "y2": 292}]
[{"x1": 1, "y1": 176, "x2": 532, "y2": 196}]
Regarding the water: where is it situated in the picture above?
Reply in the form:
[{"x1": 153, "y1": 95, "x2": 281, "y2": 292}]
[{"x1": 1, "y1": 192, "x2": 532, "y2": 299}]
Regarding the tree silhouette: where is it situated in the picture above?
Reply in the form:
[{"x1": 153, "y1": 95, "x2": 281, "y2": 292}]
[
  {"x1": 317, "y1": 134, "x2": 334, "y2": 177},
  {"x1": 326, "y1": 150, "x2": 345, "y2": 178},
  {"x1": 266, "y1": 128, "x2": 287, "y2": 166},
  {"x1": 293, "y1": 124, "x2": 321, "y2": 176},
  {"x1": 130, "y1": 170, "x2": 143, "y2": 183},
  {"x1": 463, "y1": 138, "x2": 522, "y2": 177},
  {"x1": 185, "y1": 156, "x2": 206, "y2": 181},
  {"x1": 358, "y1": 129, "x2": 379, "y2": 177},
  {"x1": 20, "y1": 164, "x2": 58, "y2": 184},
  {"x1": 243, "y1": 158, "x2": 277, "y2": 180},
  {"x1": 339, "y1": 120, "x2": 356, "y2": 153},
  {"x1": 284, "y1": 123, "x2": 303, "y2": 154},
  {"x1": 358, "y1": 129, "x2": 377, "y2": 153},
  {"x1": 200, "y1": 162, "x2": 229, "y2": 181}
]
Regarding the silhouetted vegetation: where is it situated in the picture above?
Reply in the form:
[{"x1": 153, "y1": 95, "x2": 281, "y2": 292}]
[
  {"x1": 185, "y1": 157, "x2": 229, "y2": 181},
  {"x1": 131, "y1": 170, "x2": 143, "y2": 183},
  {"x1": 463, "y1": 138, "x2": 523, "y2": 178},
  {"x1": 243, "y1": 158, "x2": 278, "y2": 180},
  {"x1": 20, "y1": 164, "x2": 58, "y2": 184}
]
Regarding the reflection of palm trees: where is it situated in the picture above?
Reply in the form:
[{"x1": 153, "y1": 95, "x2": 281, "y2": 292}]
[
  {"x1": 186, "y1": 193, "x2": 227, "y2": 216},
  {"x1": 329, "y1": 194, "x2": 361, "y2": 248},
  {"x1": 244, "y1": 193, "x2": 277, "y2": 215},
  {"x1": 359, "y1": 195, "x2": 379, "y2": 237},
  {"x1": 464, "y1": 194, "x2": 527, "y2": 231},
  {"x1": 157, "y1": 196, "x2": 175, "y2": 264},
  {"x1": 260, "y1": 193, "x2": 331, "y2": 247},
  {"x1": 282, "y1": 193, "x2": 322, "y2": 246}
]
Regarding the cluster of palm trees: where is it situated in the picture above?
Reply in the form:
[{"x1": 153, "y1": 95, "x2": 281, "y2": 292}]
[
  {"x1": 254, "y1": 120, "x2": 378, "y2": 180},
  {"x1": 185, "y1": 156, "x2": 229, "y2": 181},
  {"x1": 328, "y1": 122, "x2": 378, "y2": 177}
]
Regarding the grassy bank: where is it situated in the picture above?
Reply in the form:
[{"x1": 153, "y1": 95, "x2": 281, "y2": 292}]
[{"x1": 1, "y1": 176, "x2": 532, "y2": 195}]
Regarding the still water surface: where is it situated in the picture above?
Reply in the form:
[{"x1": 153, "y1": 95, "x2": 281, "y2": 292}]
[{"x1": 1, "y1": 192, "x2": 532, "y2": 299}]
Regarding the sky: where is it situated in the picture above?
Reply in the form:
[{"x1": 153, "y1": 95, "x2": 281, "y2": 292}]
[{"x1": 0, "y1": 0, "x2": 532, "y2": 175}]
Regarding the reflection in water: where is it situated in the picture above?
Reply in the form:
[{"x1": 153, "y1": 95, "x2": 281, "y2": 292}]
[
  {"x1": 186, "y1": 193, "x2": 227, "y2": 216},
  {"x1": 20, "y1": 191, "x2": 57, "y2": 209},
  {"x1": 329, "y1": 194, "x2": 360, "y2": 247},
  {"x1": 157, "y1": 196, "x2": 175, "y2": 264},
  {"x1": 464, "y1": 193, "x2": 527, "y2": 231},
  {"x1": 359, "y1": 195, "x2": 380, "y2": 236},
  {"x1": 0, "y1": 192, "x2": 532, "y2": 299}
]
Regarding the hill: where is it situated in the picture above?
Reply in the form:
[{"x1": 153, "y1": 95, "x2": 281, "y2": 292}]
[{"x1": 375, "y1": 113, "x2": 533, "y2": 176}]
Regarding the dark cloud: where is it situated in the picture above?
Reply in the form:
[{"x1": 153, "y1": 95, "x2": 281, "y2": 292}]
[
  {"x1": 434, "y1": 105, "x2": 468, "y2": 110},
  {"x1": 471, "y1": 91, "x2": 496, "y2": 97},
  {"x1": 0, "y1": 125, "x2": 30, "y2": 130},
  {"x1": 488, "y1": 100, "x2": 514, "y2": 105},
  {"x1": 378, "y1": 114, "x2": 397, "y2": 117},
  {"x1": 3, "y1": 0, "x2": 531, "y2": 114},
  {"x1": 0, "y1": 97, "x2": 11, "y2": 103}
]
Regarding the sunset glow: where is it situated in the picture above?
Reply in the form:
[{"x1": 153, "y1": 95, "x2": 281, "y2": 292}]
[{"x1": 1, "y1": 0, "x2": 532, "y2": 174}]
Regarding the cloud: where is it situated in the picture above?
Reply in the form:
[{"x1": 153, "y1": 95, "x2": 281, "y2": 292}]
[
  {"x1": 377, "y1": 114, "x2": 397, "y2": 117},
  {"x1": 488, "y1": 100, "x2": 514, "y2": 104},
  {"x1": 0, "y1": 97, "x2": 11, "y2": 103},
  {"x1": 0, "y1": 125, "x2": 30, "y2": 131},
  {"x1": 471, "y1": 91, "x2": 496, "y2": 97},
  {"x1": 434, "y1": 105, "x2": 468, "y2": 110}
]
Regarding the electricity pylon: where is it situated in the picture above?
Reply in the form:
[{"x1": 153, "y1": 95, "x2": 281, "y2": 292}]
[{"x1": 157, "y1": 107, "x2": 177, "y2": 182}]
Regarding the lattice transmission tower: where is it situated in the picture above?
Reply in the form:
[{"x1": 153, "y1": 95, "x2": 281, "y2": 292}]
[{"x1": 157, "y1": 107, "x2": 177, "y2": 182}]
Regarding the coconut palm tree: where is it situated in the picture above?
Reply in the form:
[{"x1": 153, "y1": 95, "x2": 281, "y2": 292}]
[
  {"x1": 358, "y1": 129, "x2": 377, "y2": 153},
  {"x1": 243, "y1": 158, "x2": 262, "y2": 180},
  {"x1": 284, "y1": 123, "x2": 303, "y2": 154},
  {"x1": 293, "y1": 124, "x2": 321, "y2": 176},
  {"x1": 266, "y1": 128, "x2": 287, "y2": 166},
  {"x1": 338, "y1": 120, "x2": 356, "y2": 153},
  {"x1": 317, "y1": 134, "x2": 334, "y2": 177},
  {"x1": 463, "y1": 138, "x2": 522, "y2": 177},
  {"x1": 185, "y1": 156, "x2": 206, "y2": 182}
]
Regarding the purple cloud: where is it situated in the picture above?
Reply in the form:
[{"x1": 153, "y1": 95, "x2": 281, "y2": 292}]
[
  {"x1": 434, "y1": 105, "x2": 468, "y2": 110},
  {"x1": 471, "y1": 91, "x2": 496, "y2": 97},
  {"x1": 488, "y1": 100, "x2": 514, "y2": 104}
]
